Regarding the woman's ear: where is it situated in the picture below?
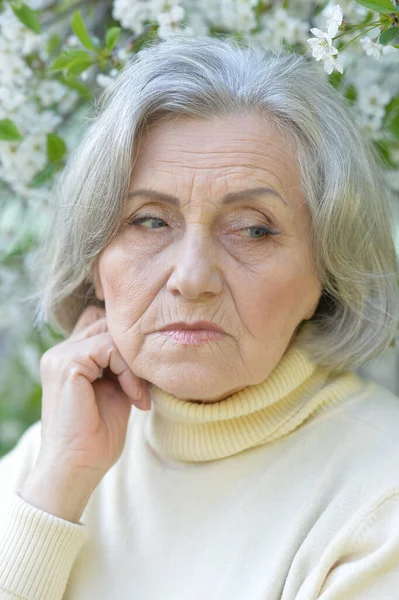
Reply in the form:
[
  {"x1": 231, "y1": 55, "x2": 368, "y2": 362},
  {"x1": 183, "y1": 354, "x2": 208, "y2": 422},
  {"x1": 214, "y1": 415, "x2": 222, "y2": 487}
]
[{"x1": 92, "y1": 263, "x2": 105, "y2": 301}]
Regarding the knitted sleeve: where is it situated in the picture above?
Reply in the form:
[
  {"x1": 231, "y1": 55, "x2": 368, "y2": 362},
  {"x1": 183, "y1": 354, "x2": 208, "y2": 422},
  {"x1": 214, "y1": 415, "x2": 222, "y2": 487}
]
[
  {"x1": 0, "y1": 422, "x2": 90, "y2": 600},
  {"x1": 297, "y1": 488, "x2": 399, "y2": 599}
]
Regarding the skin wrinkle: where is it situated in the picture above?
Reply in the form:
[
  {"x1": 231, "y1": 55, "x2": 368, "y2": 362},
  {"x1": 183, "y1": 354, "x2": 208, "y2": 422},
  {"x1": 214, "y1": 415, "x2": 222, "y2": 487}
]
[{"x1": 94, "y1": 113, "x2": 322, "y2": 402}]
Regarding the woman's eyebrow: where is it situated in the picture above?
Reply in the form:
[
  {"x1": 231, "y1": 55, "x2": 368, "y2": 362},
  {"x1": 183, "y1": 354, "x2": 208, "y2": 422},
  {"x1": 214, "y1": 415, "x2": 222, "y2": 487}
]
[{"x1": 127, "y1": 186, "x2": 288, "y2": 207}]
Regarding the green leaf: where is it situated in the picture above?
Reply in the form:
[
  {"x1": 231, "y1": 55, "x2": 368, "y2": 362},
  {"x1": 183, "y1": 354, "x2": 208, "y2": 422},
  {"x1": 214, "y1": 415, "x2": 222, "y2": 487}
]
[
  {"x1": 46, "y1": 133, "x2": 66, "y2": 162},
  {"x1": 105, "y1": 27, "x2": 121, "y2": 51},
  {"x1": 47, "y1": 33, "x2": 62, "y2": 55},
  {"x1": 59, "y1": 76, "x2": 91, "y2": 97},
  {"x1": 385, "y1": 96, "x2": 399, "y2": 117},
  {"x1": 47, "y1": 49, "x2": 92, "y2": 72},
  {"x1": 328, "y1": 70, "x2": 344, "y2": 89},
  {"x1": 372, "y1": 140, "x2": 396, "y2": 168},
  {"x1": 65, "y1": 58, "x2": 93, "y2": 77},
  {"x1": 388, "y1": 113, "x2": 399, "y2": 138},
  {"x1": 0, "y1": 119, "x2": 23, "y2": 142},
  {"x1": 379, "y1": 26, "x2": 399, "y2": 44},
  {"x1": 10, "y1": 2, "x2": 41, "y2": 34},
  {"x1": 354, "y1": 0, "x2": 398, "y2": 15},
  {"x1": 29, "y1": 162, "x2": 57, "y2": 187},
  {"x1": 344, "y1": 84, "x2": 358, "y2": 104},
  {"x1": 71, "y1": 10, "x2": 96, "y2": 50},
  {"x1": 382, "y1": 99, "x2": 399, "y2": 130}
]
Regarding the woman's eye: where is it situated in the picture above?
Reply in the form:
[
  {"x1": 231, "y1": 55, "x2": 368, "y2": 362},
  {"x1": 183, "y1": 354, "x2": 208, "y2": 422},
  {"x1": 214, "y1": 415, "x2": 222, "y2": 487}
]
[
  {"x1": 241, "y1": 225, "x2": 277, "y2": 240},
  {"x1": 128, "y1": 215, "x2": 279, "y2": 240},
  {"x1": 129, "y1": 215, "x2": 167, "y2": 228}
]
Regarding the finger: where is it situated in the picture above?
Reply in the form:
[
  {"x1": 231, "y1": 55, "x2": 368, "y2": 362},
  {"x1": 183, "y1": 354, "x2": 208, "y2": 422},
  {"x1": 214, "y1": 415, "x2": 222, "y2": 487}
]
[
  {"x1": 70, "y1": 305, "x2": 107, "y2": 340},
  {"x1": 106, "y1": 343, "x2": 149, "y2": 408},
  {"x1": 71, "y1": 305, "x2": 106, "y2": 335},
  {"x1": 69, "y1": 333, "x2": 149, "y2": 407},
  {"x1": 117, "y1": 368, "x2": 150, "y2": 409},
  {"x1": 101, "y1": 367, "x2": 149, "y2": 410},
  {"x1": 73, "y1": 317, "x2": 108, "y2": 342}
]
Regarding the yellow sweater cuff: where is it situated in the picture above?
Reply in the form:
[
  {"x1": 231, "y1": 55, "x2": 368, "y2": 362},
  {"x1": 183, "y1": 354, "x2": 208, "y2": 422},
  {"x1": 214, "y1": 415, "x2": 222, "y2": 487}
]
[{"x1": 0, "y1": 491, "x2": 89, "y2": 600}]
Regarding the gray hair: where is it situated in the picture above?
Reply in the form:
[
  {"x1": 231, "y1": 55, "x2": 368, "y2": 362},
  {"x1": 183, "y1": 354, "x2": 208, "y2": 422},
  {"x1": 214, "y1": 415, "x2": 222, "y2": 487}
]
[{"x1": 30, "y1": 34, "x2": 399, "y2": 372}]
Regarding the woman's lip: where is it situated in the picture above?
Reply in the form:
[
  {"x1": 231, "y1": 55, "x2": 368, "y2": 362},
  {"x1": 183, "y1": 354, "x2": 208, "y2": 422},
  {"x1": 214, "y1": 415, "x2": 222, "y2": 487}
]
[
  {"x1": 159, "y1": 321, "x2": 226, "y2": 334},
  {"x1": 160, "y1": 330, "x2": 226, "y2": 344}
]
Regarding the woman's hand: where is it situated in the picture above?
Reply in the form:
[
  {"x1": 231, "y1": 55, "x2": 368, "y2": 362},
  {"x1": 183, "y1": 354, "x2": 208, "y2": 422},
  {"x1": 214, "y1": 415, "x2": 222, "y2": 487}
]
[{"x1": 20, "y1": 305, "x2": 150, "y2": 522}]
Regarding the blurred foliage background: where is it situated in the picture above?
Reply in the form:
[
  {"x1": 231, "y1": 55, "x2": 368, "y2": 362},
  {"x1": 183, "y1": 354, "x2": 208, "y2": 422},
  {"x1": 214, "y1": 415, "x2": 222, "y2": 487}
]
[{"x1": 1, "y1": 0, "x2": 399, "y2": 458}]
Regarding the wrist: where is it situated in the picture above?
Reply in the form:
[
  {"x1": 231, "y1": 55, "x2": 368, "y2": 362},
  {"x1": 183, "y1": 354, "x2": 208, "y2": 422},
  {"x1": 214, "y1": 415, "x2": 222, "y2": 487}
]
[{"x1": 20, "y1": 465, "x2": 98, "y2": 524}]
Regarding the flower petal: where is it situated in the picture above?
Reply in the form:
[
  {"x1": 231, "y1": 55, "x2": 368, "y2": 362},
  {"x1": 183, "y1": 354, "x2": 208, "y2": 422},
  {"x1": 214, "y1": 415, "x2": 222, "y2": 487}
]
[
  {"x1": 309, "y1": 27, "x2": 325, "y2": 38},
  {"x1": 327, "y1": 22, "x2": 339, "y2": 38}
]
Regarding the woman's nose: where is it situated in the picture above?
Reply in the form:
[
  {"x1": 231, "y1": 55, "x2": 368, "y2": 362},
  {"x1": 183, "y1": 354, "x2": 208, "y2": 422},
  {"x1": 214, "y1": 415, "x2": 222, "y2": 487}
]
[{"x1": 166, "y1": 228, "x2": 223, "y2": 300}]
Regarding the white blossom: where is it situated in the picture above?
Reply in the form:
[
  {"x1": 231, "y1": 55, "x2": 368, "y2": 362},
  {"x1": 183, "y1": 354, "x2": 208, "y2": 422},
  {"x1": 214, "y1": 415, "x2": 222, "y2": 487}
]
[
  {"x1": 324, "y1": 4, "x2": 343, "y2": 38},
  {"x1": 307, "y1": 28, "x2": 336, "y2": 60},
  {"x1": 356, "y1": 111, "x2": 384, "y2": 134},
  {"x1": 155, "y1": 3, "x2": 189, "y2": 39},
  {"x1": 258, "y1": 8, "x2": 309, "y2": 48},
  {"x1": 96, "y1": 74, "x2": 115, "y2": 87},
  {"x1": 0, "y1": 3, "x2": 62, "y2": 201},
  {"x1": 323, "y1": 54, "x2": 344, "y2": 75},
  {"x1": 212, "y1": 0, "x2": 257, "y2": 33},
  {"x1": 189, "y1": 0, "x2": 219, "y2": 25},
  {"x1": 0, "y1": 5, "x2": 49, "y2": 57},
  {"x1": 306, "y1": 3, "x2": 344, "y2": 74},
  {"x1": 35, "y1": 80, "x2": 71, "y2": 108},
  {"x1": 58, "y1": 91, "x2": 80, "y2": 116},
  {"x1": 185, "y1": 12, "x2": 209, "y2": 36},
  {"x1": 0, "y1": 54, "x2": 33, "y2": 87},
  {"x1": 157, "y1": 4, "x2": 185, "y2": 27},
  {"x1": 357, "y1": 84, "x2": 392, "y2": 118},
  {"x1": 12, "y1": 105, "x2": 62, "y2": 135},
  {"x1": 112, "y1": 0, "x2": 152, "y2": 35},
  {"x1": 0, "y1": 87, "x2": 25, "y2": 112},
  {"x1": 151, "y1": 0, "x2": 184, "y2": 17},
  {"x1": 0, "y1": 132, "x2": 47, "y2": 184},
  {"x1": 116, "y1": 47, "x2": 131, "y2": 61},
  {"x1": 65, "y1": 34, "x2": 81, "y2": 48},
  {"x1": 359, "y1": 36, "x2": 394, "y2": 60},
  {"x1": 307, "y1": 28, "x2": 343, "y2": 74}
]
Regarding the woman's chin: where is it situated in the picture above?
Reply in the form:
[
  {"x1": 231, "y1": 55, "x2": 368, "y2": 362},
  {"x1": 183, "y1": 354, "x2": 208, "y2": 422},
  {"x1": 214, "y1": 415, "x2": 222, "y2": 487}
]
[
  {"x1": 131, "y1": 342, "x2": 245, "y2": 402},
  {"x1": 147, "y1": 370, "x2": 241, "y2": 403}
]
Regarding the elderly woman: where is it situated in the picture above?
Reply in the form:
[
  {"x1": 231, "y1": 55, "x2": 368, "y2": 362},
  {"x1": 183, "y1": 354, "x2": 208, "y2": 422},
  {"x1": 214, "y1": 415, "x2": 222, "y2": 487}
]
[{"x1": 0, "y1": 34, "x2": 398, "y2": 600}]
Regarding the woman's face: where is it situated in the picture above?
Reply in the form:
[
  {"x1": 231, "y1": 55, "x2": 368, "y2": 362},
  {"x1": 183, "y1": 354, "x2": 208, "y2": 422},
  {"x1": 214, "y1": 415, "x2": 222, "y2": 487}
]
[{"x1": 94, "y1": 113, "x2": 322, "y2": 402}]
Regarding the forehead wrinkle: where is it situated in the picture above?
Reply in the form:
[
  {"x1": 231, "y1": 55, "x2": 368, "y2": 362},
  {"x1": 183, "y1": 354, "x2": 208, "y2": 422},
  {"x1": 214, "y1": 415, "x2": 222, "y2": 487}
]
[
  {"x1": 137, "y1": 156, "x2": 294, "y2": 177},
  {"x1": 142, "y1": 163, "x2": 298, "y2": 204},
  {"x1": 140, "y1": 146, "x2": 289, "y2": 161},
  {"x1": 136, "y1": 145, "x2": 294, "y2": 168},
  {"x1": 129, "y1": 163, "x2": 297, "y2": 207}
]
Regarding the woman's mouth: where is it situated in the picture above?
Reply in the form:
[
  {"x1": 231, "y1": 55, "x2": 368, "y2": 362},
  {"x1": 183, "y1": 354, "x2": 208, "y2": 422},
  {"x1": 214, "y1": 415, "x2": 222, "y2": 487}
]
[{"x1": 160, "y1": 330, "x2": 226, "y2": 344}]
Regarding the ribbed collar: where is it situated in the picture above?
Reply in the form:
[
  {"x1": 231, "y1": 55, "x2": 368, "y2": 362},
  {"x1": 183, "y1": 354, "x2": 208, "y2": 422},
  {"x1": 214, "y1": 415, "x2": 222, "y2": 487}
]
[{"x1": 144, "y1": 324, "x2": 365, "y2": 463}]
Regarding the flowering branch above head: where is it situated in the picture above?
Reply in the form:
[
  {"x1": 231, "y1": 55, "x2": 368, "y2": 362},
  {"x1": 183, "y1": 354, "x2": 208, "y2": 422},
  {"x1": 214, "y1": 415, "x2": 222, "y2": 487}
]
[
  {"x1": 307, "y1": 0, "x2": 399, "y2": 72},
  {"x1": 307, "y1": 4, "x2": 344, "y2": 74}
]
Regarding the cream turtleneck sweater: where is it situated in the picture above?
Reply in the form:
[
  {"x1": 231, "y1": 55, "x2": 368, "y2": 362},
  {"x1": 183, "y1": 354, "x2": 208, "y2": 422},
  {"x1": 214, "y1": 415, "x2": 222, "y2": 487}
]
[
  {"x1": 145, "y1": 326, "x2": 363, "y2": 463},
  {"x1": 1, "y1": 331, "x2": 399, "y2": 599}
]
